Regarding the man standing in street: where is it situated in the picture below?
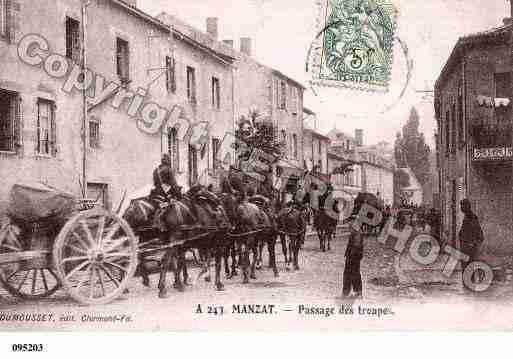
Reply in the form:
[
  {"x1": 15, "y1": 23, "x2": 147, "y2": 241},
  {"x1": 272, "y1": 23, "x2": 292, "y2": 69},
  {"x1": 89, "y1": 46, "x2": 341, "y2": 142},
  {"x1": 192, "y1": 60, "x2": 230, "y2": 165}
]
[
  {"x1": 459, "y1": 199, "x2": 484, "y2": 291},
  {"x1": 342, "y1": 213, "x2": 364, "y2": 299}
]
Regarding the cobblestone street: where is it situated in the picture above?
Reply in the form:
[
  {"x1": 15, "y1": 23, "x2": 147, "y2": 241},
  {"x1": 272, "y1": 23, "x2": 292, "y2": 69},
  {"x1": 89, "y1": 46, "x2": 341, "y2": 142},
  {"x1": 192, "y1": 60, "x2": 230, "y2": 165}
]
[{"x1": 2, "y1": 228, "x2": 513, "y2": 331}]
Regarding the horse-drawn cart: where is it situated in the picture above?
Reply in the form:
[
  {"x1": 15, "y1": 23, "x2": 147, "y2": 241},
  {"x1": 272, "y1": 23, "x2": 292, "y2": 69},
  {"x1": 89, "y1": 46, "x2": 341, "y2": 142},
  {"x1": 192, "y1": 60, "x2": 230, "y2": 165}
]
[{"x1": 0, "y1": 183, "x2": 139, "y2": 305}]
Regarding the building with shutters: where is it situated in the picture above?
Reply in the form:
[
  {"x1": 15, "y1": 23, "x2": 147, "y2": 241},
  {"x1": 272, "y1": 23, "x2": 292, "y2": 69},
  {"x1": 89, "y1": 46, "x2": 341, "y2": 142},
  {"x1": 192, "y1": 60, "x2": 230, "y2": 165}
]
[
  {"x1": 303, "y1": 109, "x2": 330, "y2": 176},
  {"x1": 0, "y1": 0, "x2": 307, "y2": 215},
  {"x1": 0, "y1": 0, "x2": 236, "y2": 213},
  {"x1": 435, "y1": 11, "x2": 513, "y2": 253},
  {"x1": 327, "y1": 128, "x2": 394, "y2": 207}
]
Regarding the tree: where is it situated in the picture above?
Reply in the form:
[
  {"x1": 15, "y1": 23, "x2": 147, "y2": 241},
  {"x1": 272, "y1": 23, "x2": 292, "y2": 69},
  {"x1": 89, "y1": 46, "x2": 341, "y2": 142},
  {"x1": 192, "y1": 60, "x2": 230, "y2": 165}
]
[
  {"x1": 235, "y1": 109, "x2": 285, "y2": 161},
  {"x1": 233, "y1": 109, "x2": 285, "y2": 189},
  {"x1": 395, "y1": 107, "x2": 431, "y2": 185}
]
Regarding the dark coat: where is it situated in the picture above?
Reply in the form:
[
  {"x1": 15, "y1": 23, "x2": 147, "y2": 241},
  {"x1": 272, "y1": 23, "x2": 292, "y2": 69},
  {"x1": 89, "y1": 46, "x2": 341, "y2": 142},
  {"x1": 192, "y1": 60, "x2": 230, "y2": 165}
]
[
  {"x1": 345, "y1": 227, "x2": 364, "y2": 259},
  {"x1": 153, "y1": 163, "x2": 180, "y2": 199},
  {"x1": 458, "y1": 211, "x2": 484, "y2": 253}
]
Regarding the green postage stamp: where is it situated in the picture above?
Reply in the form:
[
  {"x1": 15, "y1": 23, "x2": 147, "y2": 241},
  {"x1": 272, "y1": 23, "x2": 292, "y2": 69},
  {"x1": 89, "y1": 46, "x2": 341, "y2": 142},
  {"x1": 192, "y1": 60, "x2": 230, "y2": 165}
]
[{"x1": 310, "y1": 0, "x2": 398, "y2": 91}]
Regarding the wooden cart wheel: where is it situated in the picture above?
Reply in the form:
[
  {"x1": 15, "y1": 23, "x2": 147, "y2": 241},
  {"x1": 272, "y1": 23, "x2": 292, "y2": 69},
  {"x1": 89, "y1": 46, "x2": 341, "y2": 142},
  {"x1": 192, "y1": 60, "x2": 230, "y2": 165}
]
[
  {"x1": 53, "y1": 209, "x2": 138, "y2": 305},
  {"x1": 0, "y1": 222, "x2": 61, "y2": 299}
]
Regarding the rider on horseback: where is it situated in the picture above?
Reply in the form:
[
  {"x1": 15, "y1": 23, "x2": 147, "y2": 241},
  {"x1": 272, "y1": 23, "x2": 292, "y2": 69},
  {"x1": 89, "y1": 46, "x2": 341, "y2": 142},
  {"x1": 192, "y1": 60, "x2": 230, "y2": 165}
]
[{"x1": 151, "y1": 153, "x2": 181, "y2": 202}]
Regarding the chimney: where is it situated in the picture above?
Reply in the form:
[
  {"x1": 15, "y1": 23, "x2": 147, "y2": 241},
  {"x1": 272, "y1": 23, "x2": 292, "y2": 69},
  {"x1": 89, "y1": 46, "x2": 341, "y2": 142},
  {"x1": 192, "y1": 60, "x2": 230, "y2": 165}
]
[
  {"x1": 355, "y1": 129, "x2": 364, "y2": 147},
  {"x1": 240, "y1": 37, "x2": 252, "y2": 56},
  {"x1": 223, "y1": 39, "x2": 234, "y2": 48},
  {"x1": 124, "y1": 0, "x2": 137, "y2": 7},
  {"x1": 206, "y1": 17, "x2": 219, "y2": 40},
  {"x1": 506, "y1": 1, "x2": 513, "y2": 26}
]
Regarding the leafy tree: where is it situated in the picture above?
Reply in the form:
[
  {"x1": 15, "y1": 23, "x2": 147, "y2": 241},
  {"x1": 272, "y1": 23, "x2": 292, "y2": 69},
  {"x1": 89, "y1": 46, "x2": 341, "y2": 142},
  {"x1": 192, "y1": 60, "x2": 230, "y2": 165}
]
[
  {"x1": 233, "y1": 109, "x2": 285, "y2": 189},
  {"x1": 235, "y1": 109, "x2": 285, "y2": 161}
]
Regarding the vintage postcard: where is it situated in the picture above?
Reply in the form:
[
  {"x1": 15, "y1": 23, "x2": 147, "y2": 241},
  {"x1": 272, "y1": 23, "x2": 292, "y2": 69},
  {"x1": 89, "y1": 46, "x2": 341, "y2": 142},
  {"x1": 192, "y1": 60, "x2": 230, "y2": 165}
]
[{"x1": 1, "y1": 0, "x2": 513, "y2": 339}]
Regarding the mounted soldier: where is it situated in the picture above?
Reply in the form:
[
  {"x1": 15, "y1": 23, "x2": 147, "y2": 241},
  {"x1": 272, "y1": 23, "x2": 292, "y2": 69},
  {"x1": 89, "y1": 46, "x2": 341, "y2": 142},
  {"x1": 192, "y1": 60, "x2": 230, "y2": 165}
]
[{"x1": 151, "y1": 153, "x2": 181, "y2": 203}]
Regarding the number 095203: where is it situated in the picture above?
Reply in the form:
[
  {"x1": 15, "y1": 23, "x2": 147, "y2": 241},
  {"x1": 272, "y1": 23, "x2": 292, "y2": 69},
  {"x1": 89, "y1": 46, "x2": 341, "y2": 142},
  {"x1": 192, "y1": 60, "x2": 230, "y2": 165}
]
[{"x1": 11, "y1": 344, "x2": 44, "y2": 352}]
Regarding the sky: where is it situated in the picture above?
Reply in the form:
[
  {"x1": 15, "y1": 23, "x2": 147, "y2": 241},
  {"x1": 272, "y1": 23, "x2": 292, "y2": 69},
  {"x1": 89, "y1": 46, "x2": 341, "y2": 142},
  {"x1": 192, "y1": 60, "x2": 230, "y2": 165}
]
[{"x1": 138, "y1": 0, "x2": 510, "y2": 147}]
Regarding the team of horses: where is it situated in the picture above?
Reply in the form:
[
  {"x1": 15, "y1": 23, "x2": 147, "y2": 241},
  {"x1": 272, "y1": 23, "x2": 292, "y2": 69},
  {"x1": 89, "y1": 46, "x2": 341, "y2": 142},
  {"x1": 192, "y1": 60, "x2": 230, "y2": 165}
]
[
  {"x1": 121, "y1": 184, "x2": 385, "y2": 298},
  {"x1": 122, "y1": 184, "x2": 313, "y2": 298}
]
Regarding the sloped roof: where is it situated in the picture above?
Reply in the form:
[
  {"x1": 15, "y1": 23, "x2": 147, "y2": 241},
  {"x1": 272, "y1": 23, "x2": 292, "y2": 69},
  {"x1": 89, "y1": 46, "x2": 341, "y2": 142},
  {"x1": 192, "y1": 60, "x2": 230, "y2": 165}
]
[
  {"x1": 436, "y1": 23, "x2": 512, "y2": 89},
  {"x1": 304, "y1": 128, "x2": 331, "y2": 141},
  {"x1": 111, "y1": 0, "x2": 171, "y2": 32},
  {"x1": 157, "y1": 13, "x2": 236, "y2": 64}
]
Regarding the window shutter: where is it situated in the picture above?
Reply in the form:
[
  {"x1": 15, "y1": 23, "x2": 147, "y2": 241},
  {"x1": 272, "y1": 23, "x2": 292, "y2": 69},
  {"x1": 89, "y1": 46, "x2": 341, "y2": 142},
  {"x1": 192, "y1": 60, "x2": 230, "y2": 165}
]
[
  {"x1": 50, "y1": 103, "x2": 57, "y2": 156},
  {"x1": 6, "y1": 0, "x2": 18, "y2": 44},
  {"x1": 36, "y1": 100, "x2": 40, "y2": 153},
  {"x1": 125, "y1": 44, "x2": 130, "y2": 81},
  {"x1": 13, "y1": 94, "x2": 21, "y2": 153},
  {"x1": 166, "y1": 56, "x2": 171, "y2": 92},
  {"x1": 171, "y1": 58, "x2": 176, "y2": 93},
  {"x1": 5, "y1": 0, "x2": 12, "y2": 42},
  {"x1": 275, "y1": 78, "x2": 280, "y2": 109}
]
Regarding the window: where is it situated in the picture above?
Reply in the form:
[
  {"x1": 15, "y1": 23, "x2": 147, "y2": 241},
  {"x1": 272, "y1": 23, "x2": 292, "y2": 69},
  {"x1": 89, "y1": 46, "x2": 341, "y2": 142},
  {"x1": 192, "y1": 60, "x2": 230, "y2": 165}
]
[
  {"x1": 318, "y1": 140, "x2": 322, "y2": 156},
  {"x1": 212, "y1": 137, "x2": 221, "y2": 174},
  {"x1": 188, "y1": 145, "x2": 198, "y2": 187},
  {"x1": 0, "y1": 89, "x2": 18, "y2": 152},
  {"x1": 275, "y1": 78, "x2": 280, "y2": 109},
  {"x1": 290, "y1": 86, "x2": 298, "y2": 115},
  {"x1": 495, "y1": 72, "x2": 511, "y2": 123},
  {"x1": 168, "y1": 127, "x2": 179, "y2": 171},
  {"x1": 116, "y1": 38, "x2": 130, "y2": 83},
  {"x1": 187, "y1": 66, "x2": 196, "y2": 103},
  {"x1": 89, "y1": 117, "x2": 100, "y2": 148},
  {"x1": 445, "y1": 110, "x2": 450, "y2": 154},
  {"x1": 0, "y1": 0, "x2": 7, "y2": 38},
  {"x1": 458, "y1": 93, "x2": 464, "y2": 144},
  {"x1": 292, "y1": 134, "x2": 298, "y2": 159},
  {"x1": 66, "y1": 17, "x2": 81, "y2": 62},
  {"x1": 280, "y1": 81, "x2": 287, "y2": 110},
  {"x1": 281, "y1": 130, "x2": 287, "y2": 156},
  {"x1": 318, "y1": 159, "x2": 322, "y2": 174},
  {"x1": 37, "y1": 99, "x2": 56, "y2": 156},
  {"x1": 211, "y1": 77, "x2": 220, "y2": 109},
  {"x1": 87, "y1": 183, "x2": 109, "y2": 210},
  {"x1": 451, "y1": 104, "x2": 456, "y2": 153},
  {"x1": 166, "y1": 56, "x2": 176, "y2": 93}
]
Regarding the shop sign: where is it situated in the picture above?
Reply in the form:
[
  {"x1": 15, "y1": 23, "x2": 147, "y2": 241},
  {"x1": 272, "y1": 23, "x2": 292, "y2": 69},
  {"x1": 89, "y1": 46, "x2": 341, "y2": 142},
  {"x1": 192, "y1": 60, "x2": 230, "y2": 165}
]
[{"x1": 472, "y1": 147, "x2": 513, "y2": 161}]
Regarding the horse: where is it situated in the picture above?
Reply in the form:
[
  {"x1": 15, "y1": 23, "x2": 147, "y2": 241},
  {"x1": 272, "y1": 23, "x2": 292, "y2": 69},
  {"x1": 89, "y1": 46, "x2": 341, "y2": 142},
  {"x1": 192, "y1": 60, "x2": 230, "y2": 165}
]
[
  {"x1": 217, "y1": 191, "x2": 240, "y2": 278},
  {"x1": 312, "y1": 192, "x2": 340, "y2": 252},
  {"x1": 248, "y1": 195, "x2": 279, "y2": 277},
  {"x1": 277, "y1": 203, "x2": 307, "y2": 271},
  {"x1": 123, "y1": 186, "x2": 230, "y2": 298},
  {"x1": 230, "y1": 193, "x2": 276, "y2": 284},
  {"x1": 164, "y1": 186, "x2": 230, "y2": 294}
]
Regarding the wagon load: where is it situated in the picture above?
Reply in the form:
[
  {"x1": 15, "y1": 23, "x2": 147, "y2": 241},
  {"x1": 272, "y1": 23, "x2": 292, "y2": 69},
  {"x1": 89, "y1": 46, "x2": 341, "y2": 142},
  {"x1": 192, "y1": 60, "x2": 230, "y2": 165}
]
[{"x1": 7, "y1": 182, "x2": 75, "y2": 223}]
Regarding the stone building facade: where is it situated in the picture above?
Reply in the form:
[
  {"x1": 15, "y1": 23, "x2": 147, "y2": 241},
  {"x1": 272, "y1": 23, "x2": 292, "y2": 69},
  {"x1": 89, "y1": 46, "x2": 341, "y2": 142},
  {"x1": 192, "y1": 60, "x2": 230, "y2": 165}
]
[
  {"x1": 0, "y1": 0, "x2": 307, "y2": 215},
  {"x1": 357, "y1": 149, "x2": 394, "y2": 207},
  {"x1": 326, "y1": 128, "x2": 394, "y2": 206},
  {"x1": 303, "y1": 126, "x2": 330, "y2": 176},
  {"x1": 435, "y1": 17, "x2": 513, "y2": 253},
  {"x1": 0, "y1": 0, "x2": 236, "y2": 212}
]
